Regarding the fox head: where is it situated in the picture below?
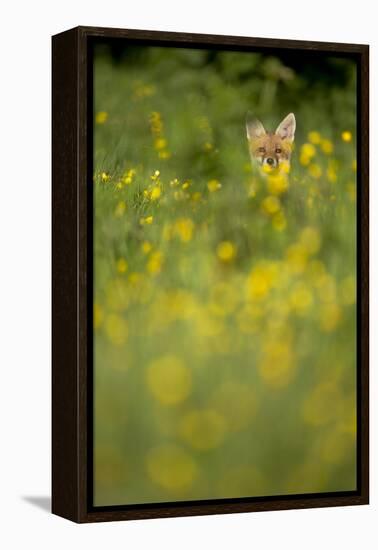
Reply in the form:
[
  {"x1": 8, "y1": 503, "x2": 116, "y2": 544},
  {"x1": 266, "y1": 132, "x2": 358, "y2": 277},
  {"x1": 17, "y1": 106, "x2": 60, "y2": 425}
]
[{"x1": 246, "y1": 113, "x2": 296, "y2": 170}]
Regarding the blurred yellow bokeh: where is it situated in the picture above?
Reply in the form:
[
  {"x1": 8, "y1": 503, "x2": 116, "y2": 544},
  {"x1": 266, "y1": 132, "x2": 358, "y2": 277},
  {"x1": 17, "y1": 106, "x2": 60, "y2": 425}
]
[
  {"x1": 146, "y1": 355, "x2": 192, "y2": 406},
  {"x1": 93, "y1": 45, "x2": 358, "y2": 506},
  {"x1": 146, "y1": 444, "x2": 198, "y2": 490}
]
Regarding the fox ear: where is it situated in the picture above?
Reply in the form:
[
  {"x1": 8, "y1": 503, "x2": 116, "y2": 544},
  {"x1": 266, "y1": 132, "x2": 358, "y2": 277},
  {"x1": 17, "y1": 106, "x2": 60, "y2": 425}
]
[
  {"x1": 275, "y1": 113, "x2": 296, "y2": 142},
  {"x1": 246, "y1": 113, "x2": 266, "y2": 140}
]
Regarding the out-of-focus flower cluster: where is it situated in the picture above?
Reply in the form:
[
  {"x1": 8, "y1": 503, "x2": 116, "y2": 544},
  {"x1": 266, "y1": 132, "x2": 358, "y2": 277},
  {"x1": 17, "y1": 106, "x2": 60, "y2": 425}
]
[
  {"x1": 94, "y1": 107, "x2": 357, "y2": 505},
  {"x1": 89, "y1": 34, "x2": 362, "y2": 509}
]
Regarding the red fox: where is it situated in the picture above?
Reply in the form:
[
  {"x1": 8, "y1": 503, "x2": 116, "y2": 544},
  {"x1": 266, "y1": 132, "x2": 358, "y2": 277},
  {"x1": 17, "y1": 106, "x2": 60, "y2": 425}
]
[{"x1": 246, "y1": 113, "x2": 296, "y2": 172}]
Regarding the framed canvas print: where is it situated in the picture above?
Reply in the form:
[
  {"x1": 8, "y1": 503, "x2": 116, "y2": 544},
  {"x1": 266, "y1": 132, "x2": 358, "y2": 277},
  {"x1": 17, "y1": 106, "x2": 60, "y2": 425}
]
[{"x1": 52, "y1": 26, "x2": 369, "y2": 523}]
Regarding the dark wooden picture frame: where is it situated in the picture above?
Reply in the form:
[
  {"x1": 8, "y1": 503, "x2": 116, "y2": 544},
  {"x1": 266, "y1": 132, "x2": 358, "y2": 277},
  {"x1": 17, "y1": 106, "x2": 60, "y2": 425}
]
[{"x1": 52, "y1": 26, "x2": 369, "y2": 523}]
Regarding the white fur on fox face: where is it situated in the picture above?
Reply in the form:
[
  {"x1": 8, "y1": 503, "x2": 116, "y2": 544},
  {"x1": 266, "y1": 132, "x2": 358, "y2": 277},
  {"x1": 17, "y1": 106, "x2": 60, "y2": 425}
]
[{"x1": 262, "y1": 157, "x2": 278, "y2": 168}]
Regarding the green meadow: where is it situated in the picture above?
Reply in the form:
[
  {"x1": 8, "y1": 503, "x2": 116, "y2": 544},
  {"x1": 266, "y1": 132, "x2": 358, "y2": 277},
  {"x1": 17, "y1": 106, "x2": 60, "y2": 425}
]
[{"x1": 93, "y1": 44, "x2": 357, "y2": 506}]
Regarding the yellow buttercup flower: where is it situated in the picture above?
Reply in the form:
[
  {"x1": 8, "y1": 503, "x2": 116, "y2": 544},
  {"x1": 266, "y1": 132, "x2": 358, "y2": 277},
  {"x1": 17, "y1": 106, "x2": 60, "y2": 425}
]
[
  {"x1": 267, "y1": 173, "x2": 288, "y2": 195},
  {"x1": 132, "y1": 81, "x2": 156, "y2": 100},
  {"x1": 150, "y1": 186, "x2": 161, "y2": 201},
  {"x1": 114, "y1": 200, "x2": 126, "y2": 218},
  {"x1": 261, "y1": 195, "x2": 281, "y2": 215},
  {"x1": 141, "y1": 241, "x2": 152, "y2": 254},
  {"x1": 216, "y1": 241, "x2": 236, "y2": 262},
  {"x1": 147, "y1": 251, "x2": 163, "y2": 274},
  {"x1": 162, "y1": 222, "x2": 173, "y2": 241},
  {"x1": 101, "y1": 172, "x2": 110, "y2": 182},
  {"x1": 246, "y1": 261, "x2": 279, "y2": 301},
  {"x1": 192, "y1": 191, "x2": 202, "y2": 202},
  {"x1": 308, "y1": 163, "x2": 323, "y2": 179},
  {"x1": 128, "y1": 272, "x2": 142, "y2": 286},
  {"x1": 280, "y1": 160, "x2": 291, "y2": 174},
  {"x1": 261, "y1": 163, "x2": 275, "y2": 174},
  {"x1": 174, "y1": 218, "x2": 194, "y2": 243},
  {"x1": 320, "y1": 139, "x2": 334, "y2": 154},
  {"x1": 154, "y1": 137, "x2": 167, "y2": 150},
  {"x1": 300, "y1": 143, "x2": 316, "y2": 166},
  {"x1": 327, "y1": 160, "x2": 338, "y2": 183},
  {"x1": 149, "y1": 112, "x2": 163, "y2": 135},
  {"x1": 159, "y1": 150, "x2": 171, "y2": 159},
  {"x1": 151, "y1": 170, "x2": 160, "y2": 180},
  {"x1": 116, "y1": 258, "x2": 128, "y2": 274},
  {"x1": 140, "y1": 215, "x2": 153, "y2": 225},
  {"x1": 122, "y1": 168, "x2": 136, "y2": 185},
  {"x1": 308, "y1": 131, "x2": 321, "y2": 145},
  {"x1": 272, "y1": 211, "x2": 287, "y2": 231},
  {"x1": 95, "y1": 111, "x2": 108, "y2": 124},
  {"x1": 341, "y1": 131, "x2": 352, "y2": 142},
  {"x1": 290, "y1": 282, "x2": 314, "y2": 316},
  {"x1": 207, "y1": 179, "x2": 222, "y2": 192}
]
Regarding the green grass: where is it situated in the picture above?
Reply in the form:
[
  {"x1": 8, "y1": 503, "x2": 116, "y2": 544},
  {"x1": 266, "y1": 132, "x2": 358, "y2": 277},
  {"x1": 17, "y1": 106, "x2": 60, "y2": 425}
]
[{"x1": 93, "y1": 45, "x2": 357, "y2": 506}]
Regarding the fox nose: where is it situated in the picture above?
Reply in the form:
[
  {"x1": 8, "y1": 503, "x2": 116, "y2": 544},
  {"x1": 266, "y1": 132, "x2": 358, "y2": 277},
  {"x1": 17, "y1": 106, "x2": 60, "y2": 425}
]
[{"x1": 266, "y1": 157, "x2": 274, "y2": 166}]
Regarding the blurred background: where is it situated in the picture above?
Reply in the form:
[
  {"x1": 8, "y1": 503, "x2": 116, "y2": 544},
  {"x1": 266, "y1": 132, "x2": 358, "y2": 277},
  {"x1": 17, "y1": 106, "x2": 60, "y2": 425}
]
[{"x1": 93, "y1": 42, "x2": 357, "y2": 506}]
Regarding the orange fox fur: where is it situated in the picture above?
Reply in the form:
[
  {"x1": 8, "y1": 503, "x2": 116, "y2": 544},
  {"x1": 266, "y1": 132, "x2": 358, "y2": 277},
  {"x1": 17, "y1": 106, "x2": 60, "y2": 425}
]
[{"x1": 246, "y1": 113, "x2": 296, "y2": 170}]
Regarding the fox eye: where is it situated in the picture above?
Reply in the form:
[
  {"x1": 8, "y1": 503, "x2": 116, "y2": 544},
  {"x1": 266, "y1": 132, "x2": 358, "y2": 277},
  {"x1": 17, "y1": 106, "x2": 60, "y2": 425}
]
[
  {"x1": 275, "y1": 147, "x2": 282, "y2": 154},
  {"x1": 258, "y1": 147, "x2": 266, "y2": 153}
]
